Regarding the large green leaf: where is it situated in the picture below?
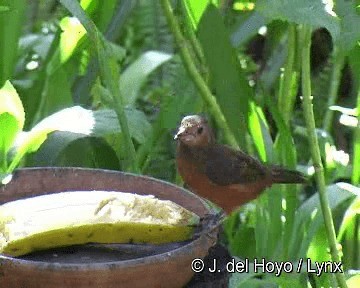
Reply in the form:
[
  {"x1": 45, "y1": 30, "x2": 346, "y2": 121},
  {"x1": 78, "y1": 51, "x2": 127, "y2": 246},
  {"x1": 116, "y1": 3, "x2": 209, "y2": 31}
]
[
  {"x1": 57, "y1": 137, "x2": 120, "y2": 170},
  {"x1": 197, "y1": 4, "x2": 252, "y2": 148},
  {"x1": 31, "y1": 107, "x2": 151, "y2": 166},
  {"x1": 335, "y1": 0, "x2": 360, "y2": 52},
  {"x1": 93, "y1": 108, "x2": 152, "y2": 143},
  {"x1": 42, "y1": 67, "x2": 74, "y2": 117},
  {"x1": 0, "y1": 0, "x2": 25, "y2": 86},
  {"x1": 256, "y1": 0, "x2": 340, "y2": 41},
  {"x1": 288, "y1": 183, "x2": 358, "y2": 259},
  {"x1": 8, "y1": 106, "x2": 94, "y2": 172},
  {"x1": 120, "y1": 51, "x2": 172, "y2": 105}
]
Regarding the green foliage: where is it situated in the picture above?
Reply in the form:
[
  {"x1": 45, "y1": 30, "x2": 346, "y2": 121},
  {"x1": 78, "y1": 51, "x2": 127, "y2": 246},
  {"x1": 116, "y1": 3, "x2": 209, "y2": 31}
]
[
  {"x1": 0, "y1": 0, "x2": 26, "y2": 87},
  {"x1": 257, "y1": 0, "x2": 340, "y2": 41},
  {"x1": 0, "y1": 0, "x2": 360, "y2": 287},
  {"x1": 198, "y1": 4, "x2": 251, "y2": 149}
]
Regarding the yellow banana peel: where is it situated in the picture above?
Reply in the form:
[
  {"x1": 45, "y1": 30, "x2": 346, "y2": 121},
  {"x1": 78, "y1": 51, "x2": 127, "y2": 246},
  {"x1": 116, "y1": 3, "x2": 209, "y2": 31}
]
[{"x1": 0, "y1": 191, "x2": 200, "y2": 257}]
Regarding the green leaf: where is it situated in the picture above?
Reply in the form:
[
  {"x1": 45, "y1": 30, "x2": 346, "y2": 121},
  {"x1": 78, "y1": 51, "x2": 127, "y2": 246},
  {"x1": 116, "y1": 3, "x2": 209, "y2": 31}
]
[
  {"x1": 0, "y1": 81, "x2": 25, "y2": 131},
  {"x1": 336, "y1": 197, "x2": 359, "y2": 268},
  {"x1": 59, "y1": 0, "x2": 97, "y2": 39},
  {"x1": 288, "y1": 183, "x2": 357, "y2": 259},
  {"x1": 31, "y1": 131, "x2": 86, "y2": 166},
  {"x1": 198, "y1": 4, "x2": 252, "y2": 149},
  {"x1": 337, "y1": 197, "x2": 360, "y2": 241},
  {"x1": 85, "y1": 0, "x2": 118, "y2": 31},
  {"x1": 60, "y1": 0, "x2": 139, "y2": 172},
  {"x1": 256, "y1": 0, "x2": 340, "y2": 41},
  {"x1": 229, "y1": 267, "x2": 257, "y2": 288},
  {"x1": 335, "y1": 0, "x2": 360, "y2": 52},
  {"x1": 347, "y1": 274, "x2": 360, "y2": 288},
  {"x1": 47, "y1": 16, "x2": 87, "y2": 75},
  {"x1": 184, "y1": 0, "x2": 211, "y2": 30},
  {"x1": 32, "y1": 107, "x2": 151, "y2": 166},
  {"x1": 0, "y1": 81, "x2": 25, "y2": 170},
  {"x1": 8, "y1": 106, "x2": 94, "y2": 172},
  {"x1": 0, "y1": 6, "x2": 10, "y2": 12},
  {"x1": 120, "y1": 51, "x2": 172, "y2": 105},
  {"x1": 248, "y1": 101, "x2": 272, "y2": 162},
  {"x1": 231, "y1": 12, "x2": 267, "y2": 47},
  {"x1": 93, "y1": 108, "x2": 152, "y2": 143},
  {"x1": 42, "y1": 67, "x2": 74, "y2": 117},
  {"x1": 0, "y1": 0, "x2": 26, "y2": 86},
  {"x1": 57, "y1": 137, "x2": 120, "y2": 170},
  {"x1": 0, "y1": 114, "x2": 18, "y2": 172}
]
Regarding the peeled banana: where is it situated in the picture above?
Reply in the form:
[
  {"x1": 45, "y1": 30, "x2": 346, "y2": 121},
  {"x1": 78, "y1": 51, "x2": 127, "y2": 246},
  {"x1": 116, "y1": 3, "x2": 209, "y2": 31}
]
[{"x1": 0, "y1": 191, "x2": 200, "y2": 257}]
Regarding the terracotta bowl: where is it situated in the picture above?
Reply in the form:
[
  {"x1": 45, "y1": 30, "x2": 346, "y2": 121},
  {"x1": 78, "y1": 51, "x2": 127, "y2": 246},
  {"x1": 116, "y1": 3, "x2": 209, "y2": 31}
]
[{"x1": 0, "y1": 168, "x2": 220, "y2": 288}]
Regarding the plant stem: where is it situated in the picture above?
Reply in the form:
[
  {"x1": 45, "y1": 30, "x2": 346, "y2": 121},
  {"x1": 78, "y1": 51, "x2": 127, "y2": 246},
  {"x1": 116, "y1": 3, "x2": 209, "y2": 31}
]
[
  {"x1": 60, "y1": 0, "x2": 139, "y2": 173},
  {"x1": 352, "y1": 86, "x2": 360, "y2": 185},
  {"x1": 323, "y1": 46, "x2": 346, "y2": 132},
  {"x1": 179, "y1": 1, "x2": 206, "y2": 66},
  {"x1": 96, "y1": 35, "x2": 139, "y2": 173},
  {"x1": 160, "y1": 0, "x2": 238, "y2": 148},
  {"x1": 300, "y1": 25, "x2": 348, "y2": 288},
  {"x1": 278, "y1": 24, "x2": 298, "y2": 125}
]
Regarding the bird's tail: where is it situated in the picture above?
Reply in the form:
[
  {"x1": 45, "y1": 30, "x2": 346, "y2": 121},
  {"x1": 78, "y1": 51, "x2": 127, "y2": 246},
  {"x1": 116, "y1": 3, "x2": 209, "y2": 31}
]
[{"x1": 270, "y1": 165, "x2": 307, "y2": 184}]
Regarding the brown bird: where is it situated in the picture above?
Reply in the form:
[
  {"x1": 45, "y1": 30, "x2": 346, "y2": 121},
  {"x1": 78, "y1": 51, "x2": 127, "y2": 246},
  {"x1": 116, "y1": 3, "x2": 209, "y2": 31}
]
[{"x1": 174, "y1": 115, "x2": 306, "y2": 213}]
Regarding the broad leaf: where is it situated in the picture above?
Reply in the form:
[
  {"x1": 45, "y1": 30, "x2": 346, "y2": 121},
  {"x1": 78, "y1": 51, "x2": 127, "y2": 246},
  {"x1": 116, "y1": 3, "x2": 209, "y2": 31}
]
[
  {"x1": 257, "y1": 0, "x2": 340, "y2": 41},
  {"x1": 8, "y1": 106, "x2": 94, "y2": 172},
  {"x1": 120, "y1": 51, "x2": 172, "y2": 105},
  {"x1": 32, "y1": 107, "x2": 151, "y2": 166},
  {"x1": 289, "y1": 183, "x2": 358, "y2": 259},
  {"x1": 198, "y1": 4, "x2": 252, "y2": 148},
  {"x1": 335, "y1": 0, "x2": 360, "y2": 52},
  {"x1": 0, "y1": 0, "x2": 26, "y2": 86}
]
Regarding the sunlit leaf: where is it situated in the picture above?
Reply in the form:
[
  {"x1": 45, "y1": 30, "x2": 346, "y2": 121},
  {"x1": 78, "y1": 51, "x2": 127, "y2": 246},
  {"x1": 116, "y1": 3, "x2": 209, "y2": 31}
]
[
  {"x1": 184, "y1": 0, "x2": 211, "y2": 30},
  {"x1": 8, "y1": 106, "x2": 94, "y2": 172},
  {"x1": 120, "y1": 51, "x2": 172, "y2": 105},
  {"x1": 33, "y1": 107, "x2": 151, "y2": 166},
  {"x1": 337, "y1": 197, "x2": 360, "y2": 241},
  {"x1": 0, "y1": 81, "x2": 25, "y2": 171},
  {"x1": 347, "y1": 274, "x2": 360, "y2": 288},
  {"x1": 289, "y1": 183, "x2": 357, "y2": 259},
  {"x1": 248, "y1": 101, "x2": 272, "y2": 162},
  {"x1": 47, "y1": 17, "x2": 87, "y2": 75}
]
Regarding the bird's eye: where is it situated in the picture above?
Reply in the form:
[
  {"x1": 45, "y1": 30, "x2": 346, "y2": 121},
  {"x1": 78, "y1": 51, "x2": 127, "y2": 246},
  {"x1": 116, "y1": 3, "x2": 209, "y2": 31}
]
[{"x1": 197, "y1": 127, "x2": 203, "y2": 134}]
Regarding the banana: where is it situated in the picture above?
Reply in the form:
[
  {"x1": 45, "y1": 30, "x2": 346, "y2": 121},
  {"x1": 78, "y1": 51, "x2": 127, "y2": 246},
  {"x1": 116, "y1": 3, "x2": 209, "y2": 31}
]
[{"x1": 0, "y1": 191, "x2": 200, "y2": 257}]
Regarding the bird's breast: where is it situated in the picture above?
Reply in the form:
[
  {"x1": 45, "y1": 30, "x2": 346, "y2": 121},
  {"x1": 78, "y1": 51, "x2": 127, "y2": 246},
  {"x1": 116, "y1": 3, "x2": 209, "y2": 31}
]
[{"x1": 176, "y1": 154, "x2": 271, "y2": 213}]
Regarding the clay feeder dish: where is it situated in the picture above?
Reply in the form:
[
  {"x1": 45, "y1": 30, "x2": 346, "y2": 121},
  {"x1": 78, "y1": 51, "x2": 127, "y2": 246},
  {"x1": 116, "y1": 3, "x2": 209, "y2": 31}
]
[{"x1": 0, "y1": 168, "x2": 221, "y2": 288}]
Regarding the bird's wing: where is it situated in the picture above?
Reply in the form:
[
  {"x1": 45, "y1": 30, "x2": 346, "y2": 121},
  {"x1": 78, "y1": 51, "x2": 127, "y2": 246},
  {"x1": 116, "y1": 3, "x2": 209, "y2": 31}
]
[{"x1": 205, "y1": 144, "x2": 268, "y2": 186}]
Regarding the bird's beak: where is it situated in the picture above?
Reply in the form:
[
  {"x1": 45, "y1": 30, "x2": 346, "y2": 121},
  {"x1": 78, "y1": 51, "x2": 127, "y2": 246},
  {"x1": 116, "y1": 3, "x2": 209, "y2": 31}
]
[{"x1": 174, "y1": 126, "x2": 186, "y2": 140}]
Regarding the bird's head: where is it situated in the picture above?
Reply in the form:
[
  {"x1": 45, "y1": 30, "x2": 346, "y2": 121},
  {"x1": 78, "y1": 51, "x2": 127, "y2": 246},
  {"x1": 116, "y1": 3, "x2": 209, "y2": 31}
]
[{"x1": 174, "y1": 115, "x2": 214, "y2": 147}]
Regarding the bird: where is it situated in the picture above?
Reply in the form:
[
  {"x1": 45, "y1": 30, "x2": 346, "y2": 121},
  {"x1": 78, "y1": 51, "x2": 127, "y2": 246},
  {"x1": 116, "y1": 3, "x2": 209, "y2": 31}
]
[{"x1": 174, "y1": 115, "x2": 306, "y2": 213}]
